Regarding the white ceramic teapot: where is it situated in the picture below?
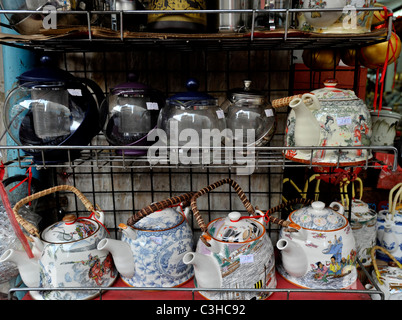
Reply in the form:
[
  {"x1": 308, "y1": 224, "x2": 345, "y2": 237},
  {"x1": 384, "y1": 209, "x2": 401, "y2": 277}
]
[
  {"x1": 183, "y1": 178, "x2": 282, "y2": 300},
  {"x1": 0, "y1": 185, "x2": 134, "y2": 300},
  {"x1": 302, "y1": 0, "x2": 347, "y2": 28},
  {"x1": 376, "y1": 183, "x2": 402, "y2": 263},
  {"x1": 276, "y1": 200, "x2": 358, "y2": 289},
  {"x1": 273, "y1": 79, "x2": 372, "y2": 166},
  {"x1": 98, "y1": 192, "x2": 194, "y2": 288}
]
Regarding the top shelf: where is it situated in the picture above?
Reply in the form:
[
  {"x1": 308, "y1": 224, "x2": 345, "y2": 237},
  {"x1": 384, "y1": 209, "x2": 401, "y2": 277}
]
[{"x1": 0, "y1": 7, "x2": 394, "y2": 52}]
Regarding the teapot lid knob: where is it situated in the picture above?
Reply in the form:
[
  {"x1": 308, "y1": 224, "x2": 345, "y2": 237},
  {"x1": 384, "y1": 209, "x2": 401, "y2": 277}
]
[
  {"x1": 228, "y1": 211, "x2": 241, "y2": 222},
  {"x1": 323, "y1": 79, "x2": 338, "y2": 88},
  {"x1": 62, "y1": 214, "x2": 77, "y2": 223},
  {"x1": 185, "y1": 78, "x2": 199, "y2": 92},
  {"x1": 243, "y1": 80, "x2": 252, "y2": 91},
  {"x1": 311, "y1": 201, "x2": 325, "y2": 211}
]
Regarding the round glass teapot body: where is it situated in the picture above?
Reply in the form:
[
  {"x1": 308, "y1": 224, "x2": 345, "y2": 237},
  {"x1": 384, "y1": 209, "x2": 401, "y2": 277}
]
[
  {"x1": 223, "y1": 80, "x2": 276, "y2": 147},
  {"x1": 103, "y1": 75, "x2": 163, "y2": 154},
  {"x1": 157, "y1": 79, "x2": 226, "y2": 157},
  {"x1": 3, "y1": 57, "x2": 104, "y2": 163}
]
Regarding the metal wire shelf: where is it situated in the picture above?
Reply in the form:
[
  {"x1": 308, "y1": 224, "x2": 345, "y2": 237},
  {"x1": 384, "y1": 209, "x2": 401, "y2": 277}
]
[
  {"x1": 1, "y1": 145, "x2": 398, "y2": 171},
  {"x1": 0, "y1": 7, "x2": 394, "y2": 52}
]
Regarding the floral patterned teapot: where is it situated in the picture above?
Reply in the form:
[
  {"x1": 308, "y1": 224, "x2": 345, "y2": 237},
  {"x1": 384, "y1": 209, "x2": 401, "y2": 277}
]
[
  {"x1": 0, "y1": 185, "x2": 134, "y2": 300},
  {"x1": 273, "y1": 79, "x2": 372, "y2": 166},
  {"x1": 276, "y1": 200, "x2": 358, "y2": 289},
  {"x1": 98, "y1": 192, "x2": 195, "y2": 288}
]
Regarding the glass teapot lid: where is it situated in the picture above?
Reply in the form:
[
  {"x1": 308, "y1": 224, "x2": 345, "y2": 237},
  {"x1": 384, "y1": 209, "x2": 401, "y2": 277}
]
[
  {"x1": 133, "y1": 207, "x2": 185, "y2": 231},
  {"x1": 207, "y1": 211, "x2": 264, "y2": 243},
  {"x1": 289, "y1": 201, "x2": 348, "y2": 231},
  {"x1": 311, "y1": 79, "x2": 358, "y2": 101},
  {"x1": 167, "y1": 78, "x2": 217, "y2": 107},
  {"x1": 41, "y1": 214, "x2": 101, "y2": 244},
  {"x1": 227, "y1": 80, "x2": 265, "y2": 105}
]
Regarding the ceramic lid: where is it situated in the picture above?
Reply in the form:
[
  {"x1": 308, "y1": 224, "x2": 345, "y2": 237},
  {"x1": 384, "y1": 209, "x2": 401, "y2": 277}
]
[
  {"x1": 133, "y1": 207, "x2": 184, "y2": 231},
  {"x1": 311, "y1": 79, "x2": 358, "y2": 100},
  {"x1": 370, "y1": 107, "x2": 402, "y2": 121},
  {"x1": 41, "y1": 214, "x2": 100, "y2": 244},
  {"x1": 207, "y1": 212, "x2": 264, "y2": 242},
  {"x1": 289, "y1": 201, "x2": 348, "y2": 231}
]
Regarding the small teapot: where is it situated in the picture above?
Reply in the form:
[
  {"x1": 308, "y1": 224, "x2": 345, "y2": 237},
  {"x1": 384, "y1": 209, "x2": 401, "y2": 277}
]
[
  {"x1": 183, "y1": 178, "x2": 278, "y2": 300},
  {"x1": 98, "y1": 192, "x2": 195, "y2": 288},
  {"x1": 276, "y1": 200, "x2": 358, "y2": 289},
  {"x1": 0, "y1": 185, "x2": 134, "y2": 300},
  {"x1": 273, "y1": 79, "x2": 372, "y2": 166},
  {"x1": 376, "y1": 182, "x2": 402, "y2": 263}
]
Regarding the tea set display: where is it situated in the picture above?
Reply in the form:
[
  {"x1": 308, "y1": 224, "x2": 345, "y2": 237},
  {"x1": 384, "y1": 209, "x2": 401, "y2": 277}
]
[{"x1": 4, "y1": 176, "x2": 401, "y2": 300}]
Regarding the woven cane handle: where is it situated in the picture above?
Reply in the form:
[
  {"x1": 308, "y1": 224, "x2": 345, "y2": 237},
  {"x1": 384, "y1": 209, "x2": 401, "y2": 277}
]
[
  {"x1": 191, "y1": 178, "x2": 254, "y2": 233},
  {"x1": 271, "y1": 94, "x2": 302, "y2": 109},
  {"x1": 13, "y1": 185, "x2": 96, "y2": 237},
  {"x1": 371, "y1": 245, "x2": 402, "y2": 285},
  {"x1": 127, "y1": 192, "x2": 195, "y2": 226}
]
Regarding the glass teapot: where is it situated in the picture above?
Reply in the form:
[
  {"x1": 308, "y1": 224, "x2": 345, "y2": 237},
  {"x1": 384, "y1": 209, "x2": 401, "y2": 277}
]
[
  {"x1": 102, "y1": 73, "x2": 164, "y2": 155},
  {"x1": 157, "y1": 78, "x2": 226, "y2": 161},
  {"x1": 222, "y1": 80, "x2": 276, "y2": 147},
  {"x1": 3, "y1": 56, "x2": 105, "y2": 163}
]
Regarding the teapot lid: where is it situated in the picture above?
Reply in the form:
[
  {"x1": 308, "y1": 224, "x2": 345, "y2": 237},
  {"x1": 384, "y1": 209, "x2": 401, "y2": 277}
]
[
  {"x1": 41, "y1": 214, "x2": 101, "y2": 244},
  {"x1": 207, "y1": 211, "x2": 264, "y2": 243},
  {"x1": 311, "y1": 79, "x2": 358, "y2": 100},
  {"x1": 133, "y1": 207, "x2": 184, "y2": 231},
  {"x1": 227, "y1": 80, "x2": 265, "y2": 103},
  {"x1": 111, "y1": 73, "x2": 153, "y2": 96},
  {"x1": 167, "y1": 78, "x2": 216, "y2": 103},
  {"x1": 351, "y1": 200, "x2": 377, "y2": 222},
  {"x1": 17, "y1": 56, "x2": 73, "y2": 86},
  {"x1": 289, "y1": 201, "x2": 347, "y2": 231}
]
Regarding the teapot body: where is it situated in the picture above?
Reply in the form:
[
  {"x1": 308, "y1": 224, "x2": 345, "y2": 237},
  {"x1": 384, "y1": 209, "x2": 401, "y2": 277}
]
[
  {"x1": 193, "y1": 217, "x2": 276, "y2": 300},
  {"x1": 120, "y1": 207, "x2": 194, "y2": 287},
  {"x1": 277, "y1": 202, "x2": 357, "y2": 289},
  {"x1": 285, "y1": 81, "x2": 372, "y2": 166},
  {"x1": 34, "y1": 218, "x2": 117, "y2": 300}
]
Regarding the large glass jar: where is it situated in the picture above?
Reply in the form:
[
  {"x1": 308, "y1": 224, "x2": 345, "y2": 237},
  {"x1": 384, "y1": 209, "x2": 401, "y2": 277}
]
[{"x1": 223, "y1": 80, "x2": 276, "y2": 147}]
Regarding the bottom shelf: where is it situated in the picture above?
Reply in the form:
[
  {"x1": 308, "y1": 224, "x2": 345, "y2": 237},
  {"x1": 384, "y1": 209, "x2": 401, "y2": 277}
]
[{"x1": 21, "y1": 271, "x2": 372, "y2": 301}]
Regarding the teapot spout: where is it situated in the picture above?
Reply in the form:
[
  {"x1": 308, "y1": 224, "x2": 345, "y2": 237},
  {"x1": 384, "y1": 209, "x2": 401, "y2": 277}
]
[
  {"x1": 97, "y1": 238, "x2": 135, "y2": 278},
  {"x1": 0, "y1": 249, "x2": 40, "y2": 288},
  {"x1": 276, "y1": 238, "x2": 308, "y2": 278},
  {"x1": 183, "y1": 252, "x2": 222, "y2": 289},
  {"x1": 289, "y1": 95, "x2": 321, "y2": 147}
]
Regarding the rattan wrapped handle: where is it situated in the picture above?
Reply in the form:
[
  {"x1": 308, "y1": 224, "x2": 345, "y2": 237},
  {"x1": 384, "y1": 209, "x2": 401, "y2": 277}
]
[
  {"x1": 371, "y1": 245, "x2": 402, "y2": 285},
  {"x1": 190, "y1": 178, "x2": 254, "y2": 233},
  {"x1": 127, "y1": 192, "x2": 195, "y2": 226},
  {"x1": 271, "y1": 94, "x2": 302, "y2": 109},
  {"x1": 13, "y1": 185, "x2": 97, "y2": 238}
]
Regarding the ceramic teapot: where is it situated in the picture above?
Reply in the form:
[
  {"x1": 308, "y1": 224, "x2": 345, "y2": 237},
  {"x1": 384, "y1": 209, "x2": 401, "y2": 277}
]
[
  {"x1": 3, "y1": 56, "x2": 106, "y2": 163},
  {"x1": 276, "y1": 200, "x2": 358, "y2": 289},
  {"x1": 0, "y1": 185, "x2": 134, "y2": 300},
  {"x1": 341, "y1": 178, "x2": 377, "y2": 267},
  {"x1": 98, "y1": 192, "x2": 194, "y2": 288},
  {"x1": 272, "y1": 79, "x2": 372, "y2": 166},
  {"x1": 183, "y1": 178, "x2": 283, "y2": 300},
  {"x1": 365, "y1": 246, "x2": 402, "y2": 300},
  {"x1": 376, "y1": 183, "x2": 402, "y2": 263},
  {"x1": 302, "y1": 0, "x2": 347, "y2": 29}
]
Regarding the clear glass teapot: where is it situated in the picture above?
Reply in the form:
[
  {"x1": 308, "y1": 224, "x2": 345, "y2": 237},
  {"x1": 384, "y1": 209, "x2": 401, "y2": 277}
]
[
  {"x1": 3, "y1": 56, "x2": 105, "y2": 163},
  {"x1": 102, "y1": 74, "x2": 164, "y2": 155},
  {"x1": 222, "y1": 80, "x2": 276, "y2": 147}
]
